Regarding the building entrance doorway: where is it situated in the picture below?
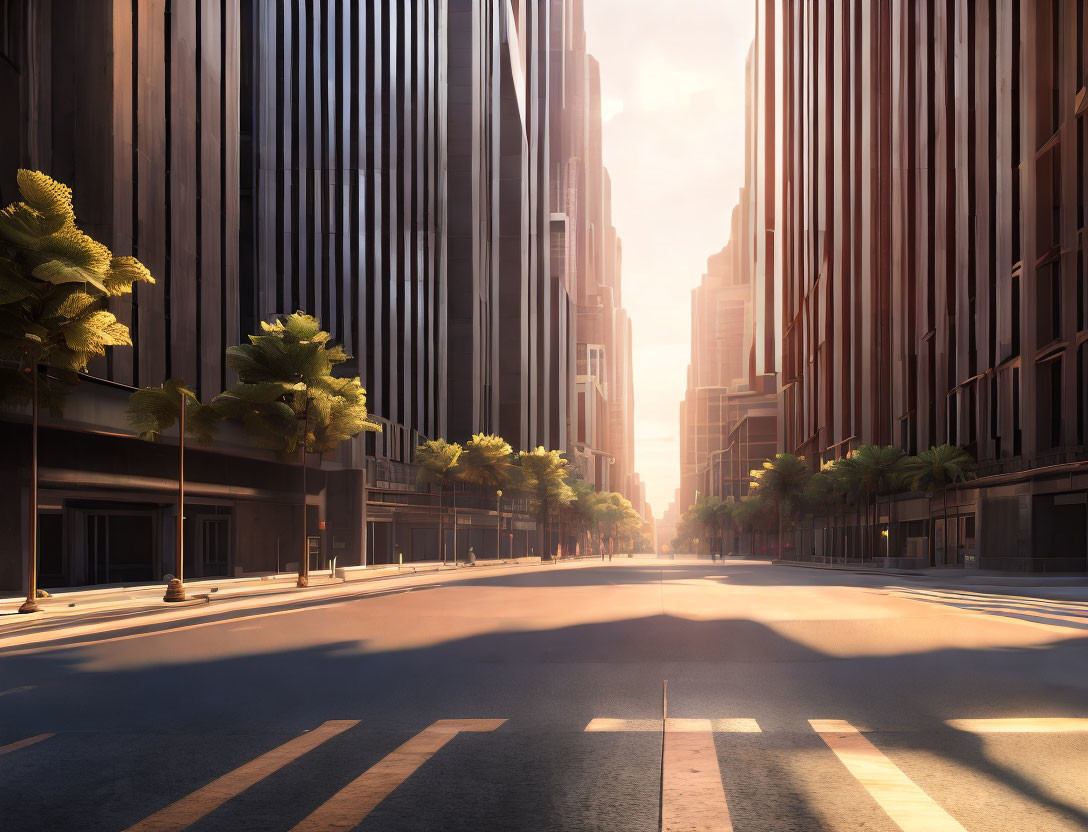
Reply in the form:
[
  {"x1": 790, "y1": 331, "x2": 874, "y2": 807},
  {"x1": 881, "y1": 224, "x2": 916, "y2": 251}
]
[
  {"x1": 197, "y1": 517, "x2": 231, "y2": 578},
  {"x1": 86, "y1": 512, "x2": 156, "y2": 585}
]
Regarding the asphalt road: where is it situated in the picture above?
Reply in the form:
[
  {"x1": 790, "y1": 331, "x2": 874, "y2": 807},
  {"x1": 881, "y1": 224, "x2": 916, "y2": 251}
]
[{"x1": 3, "y1": 559, "x2": 1088, "y2": 831}]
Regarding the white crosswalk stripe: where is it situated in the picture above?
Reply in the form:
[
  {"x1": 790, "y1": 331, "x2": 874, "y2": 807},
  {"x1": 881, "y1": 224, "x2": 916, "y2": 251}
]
[
  {"x1": 811, "y1": 719, "x2": 968, "y2": 832},
  {"x1": 12, "y1": 714, "x2": 1088, "y2": 830}
]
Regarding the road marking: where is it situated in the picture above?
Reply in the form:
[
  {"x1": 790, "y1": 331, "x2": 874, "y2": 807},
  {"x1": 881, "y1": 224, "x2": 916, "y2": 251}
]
[
  {"x1": 707, "y1": 719, "x2": 761, "y2": 733},
  {"x1": 586, "y1": 718, "x2": 660, "y2": 732},
  {"x1": 885, "y1": 588, "x2": 1088, "y2": 633},
  {"x1": 947, "y1": 718, "x2": 1088, "y2": 733},
  {"x1": 0, "y1": 685, "x2": 35, "y2": 697},
  {"x1": 290, "y1": 719, "x2": 505, "y2": 831},
  {"x1": 661, "y1": 720, "x2": 733, "y2": 832},
  {"x1": 0, "y1": 733, "x2": 53, "y2": 756},
  {"x1": 584, "y1": 718, "x2": 761, "y2": 733},
  {"x1": 123, "y1": 720, "x2": 358, "y2": 832},
  {"x1": 811, "y1": 719, "x2": 967, "y2": 832}
]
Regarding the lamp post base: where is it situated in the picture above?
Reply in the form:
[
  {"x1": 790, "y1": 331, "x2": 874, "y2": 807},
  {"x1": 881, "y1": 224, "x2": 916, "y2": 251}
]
[
  {"x1": 163, "y1": 578, "x2": 187, "y2": 602},
  {"x1": 296, "y1": 575, "x2": 309, "y2": 588},
  {"x1": 18, "y1": 598, "x2": 40, "y2": 614}
]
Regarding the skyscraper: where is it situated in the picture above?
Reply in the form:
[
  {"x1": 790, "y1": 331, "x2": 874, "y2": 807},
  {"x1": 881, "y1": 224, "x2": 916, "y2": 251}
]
[
  {"x1": 0, "y1": 0, "x2": 646, "y2": 592},
  {"x1": 756, "y1": 0, "x2": 1088, "y2": 569}
]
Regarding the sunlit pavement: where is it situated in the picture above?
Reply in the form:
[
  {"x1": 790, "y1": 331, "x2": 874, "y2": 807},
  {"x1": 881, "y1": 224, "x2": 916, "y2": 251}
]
[{"x1": 3, "y1": 559, "x2": 1088, "y2": 831}]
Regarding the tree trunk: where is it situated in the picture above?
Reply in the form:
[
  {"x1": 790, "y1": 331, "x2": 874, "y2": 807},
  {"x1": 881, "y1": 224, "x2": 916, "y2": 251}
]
[
  {"x1": 928, "y1": 492, "x2": 936, "y2": 567},
  {"x1": 19, "y1": 363, "x2": 40, "y2": 614},
  {"x1": 777, "y1": 510, "x2": 784, "y2": 561},
  {"x1": 438, "y1": 486, "x2": 445, "y2": 563},
  {"x1": 854, "y1": 502, "x2": 861, "y2": 562},
  {"x1": 824, "y1": 507, "x2": 830, "y2": 564},
  {"x1": 298, "y1": 445, "x2": 309, "y2": 587},
  {"x1": 943, "y1": 489, "x2": 950, "y2": 567},
  {"x1": 536, "y1": 517, "x2": 546, "y2": 562},
  {"x1": 866, "y1": 492, "x2": 873, "y2": 561},
  {"x1": 164, "y1": 401, "x2": 188, "y2": 602}
]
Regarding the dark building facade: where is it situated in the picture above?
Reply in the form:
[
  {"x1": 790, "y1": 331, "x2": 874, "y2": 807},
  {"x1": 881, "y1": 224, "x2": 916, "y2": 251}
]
[
  {"x1": 0, "y1": 0, "x2": 641, "y2": 592},
  {"x1": 755, "y1": 0, "x2": 1088, "y2": 569}
]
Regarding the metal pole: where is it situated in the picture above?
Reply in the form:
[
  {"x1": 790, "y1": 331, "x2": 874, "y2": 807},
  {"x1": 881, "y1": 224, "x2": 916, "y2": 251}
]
[
  {"x1": 495, "y1": 491, "x2": 502, "y2": 561},
  {"x1": 19, "y1": 364, "x2": 40, "y2": 614},
  {"x1": 164, "y1": 398, "x2": 187, "y2": 601},
  {"x1": 298, "y1": 447, "x2": 309, "y2": 587}
]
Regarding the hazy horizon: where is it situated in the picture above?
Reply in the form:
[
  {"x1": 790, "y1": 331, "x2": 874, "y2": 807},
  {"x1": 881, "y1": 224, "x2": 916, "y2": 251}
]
[{"x1": 583, "y1": 0, "x2": 756, "y2": 517}]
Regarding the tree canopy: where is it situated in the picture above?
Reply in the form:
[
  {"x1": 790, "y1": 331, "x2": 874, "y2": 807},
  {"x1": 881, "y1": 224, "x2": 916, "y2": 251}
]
[
  {"x1": 0, "y1": 169, "x2": 153, "y2": 408},
  {"x1": 212, "y1": 311, "x2": 380, "y2": 454}
]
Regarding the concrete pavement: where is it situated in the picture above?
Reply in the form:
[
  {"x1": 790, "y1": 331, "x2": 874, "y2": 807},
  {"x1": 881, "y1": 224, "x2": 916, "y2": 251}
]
[{"x1": 2, "y1": 558, "x2": 1088, "y2": 830}]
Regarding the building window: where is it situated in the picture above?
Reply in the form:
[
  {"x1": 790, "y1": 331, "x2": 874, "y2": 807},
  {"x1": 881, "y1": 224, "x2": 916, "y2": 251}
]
[
  {"x1": 1078, "y1": 343, "x2": 1087, "y2": 445},
  {"x1": 1035, "y1": 262, "x2": 1061, "y2": 345},
  {"x1": 1035, "y1": 147, "x2": 1062, "y2": 257},
  {"x1": 1012, "y1": 366, "x2": 1023, "y2": 456},
  {"x1": 1034, "y1": 0, "x2": 1061, "y2": 146},
  {"x1": 1036, "y1": 358, "x2": 1063, "y2": 450},
  {"x1": 1078, "y1": 247, "x2": 1087, "y2": 334},
  {"x1": 1011, "y1": 273, "x2": 1021, "y2": 356},
  {"x1": 1011, "y1": 0, "x2": 1021, "y2": 264}
]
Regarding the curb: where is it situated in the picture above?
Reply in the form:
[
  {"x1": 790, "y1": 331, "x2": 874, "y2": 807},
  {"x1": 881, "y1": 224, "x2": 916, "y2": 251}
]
[
  {"x1": 773, "y1": 559, "x2": 1088, "y2": 586},
  {"x1": 0, "y1": 557, "x2": 549, "y2": 623},
  {"x1": 773, "y1": 561, "x2": 923, "y2": 577}
]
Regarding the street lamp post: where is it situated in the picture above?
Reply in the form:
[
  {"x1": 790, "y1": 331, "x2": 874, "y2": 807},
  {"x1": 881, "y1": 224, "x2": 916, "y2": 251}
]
[{"x1": 495, "y1": 490, "x2": 503, "y2": 561}]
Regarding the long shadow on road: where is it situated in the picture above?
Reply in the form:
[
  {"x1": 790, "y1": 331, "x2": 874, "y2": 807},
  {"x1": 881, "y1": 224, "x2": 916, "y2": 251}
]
[{"x1": 4, "y1": 560, "x2": 1088, "y2": 830}]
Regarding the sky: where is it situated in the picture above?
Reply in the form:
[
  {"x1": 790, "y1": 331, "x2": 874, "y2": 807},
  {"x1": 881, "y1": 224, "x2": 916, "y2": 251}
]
[{"x1": 581, "y1": 1, "x2": 756, "y2": 517}]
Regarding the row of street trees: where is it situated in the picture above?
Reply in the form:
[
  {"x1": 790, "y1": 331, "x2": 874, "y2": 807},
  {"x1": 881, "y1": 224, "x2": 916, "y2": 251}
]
[
  {"x1": 676, "y1": 444, "x2": 977, "y2": 565},
  {"x1": 0, "y1": 170, "x2": 381, "y2": 611},
  {"x1": 415, "y1": 437, "x2": 646, "y2": 561},
  {"x1": 127, "y1": 311, "x2": 381, "y2": 596}
]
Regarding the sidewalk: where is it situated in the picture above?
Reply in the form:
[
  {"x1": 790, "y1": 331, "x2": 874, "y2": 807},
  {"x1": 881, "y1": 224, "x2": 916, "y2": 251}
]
[
  {"x1": 0, "y1": 556, "x2": 553, "y2": 622},
  {"x1": 773, "y1": 558, "x2": 1088, "y2": 588},
  {"x1": 0, "y1": 556, "x2": 613, "y2": 653}
]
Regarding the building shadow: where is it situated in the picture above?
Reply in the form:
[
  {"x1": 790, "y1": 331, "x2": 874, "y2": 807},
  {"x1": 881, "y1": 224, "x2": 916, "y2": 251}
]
[{"x1": 2, "y1": 592, "x2": 1088, "y2": 829}]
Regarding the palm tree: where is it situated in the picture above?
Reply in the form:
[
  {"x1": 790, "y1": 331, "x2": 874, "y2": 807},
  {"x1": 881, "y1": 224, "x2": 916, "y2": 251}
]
[
  {"x1": 213, "y1": 312, "x2": 380, "y2": 587},
  {"x1": 0, "y1": 170, "x2": 155, "y2": 612},
  {"x1": 568, "y1": 476, "x2": 601, "y2": 556},
  {"x1": 691, "y1": 494, "x2": 725, "y2": 559},
  {"x1": 415, "y1": 438, "x2": 462, "y2": 563},
  {"x1": 714, "y1": 499, "x2": 736, "y2": 557},
  {"x1": 731, "y1": 495, "x2": 773, "y2": 557},
  {"x1": 827, "y1": 456, "x2": 866, "y2": 560},
  {"x1": 750, "y1": 453, "x2": 811, "y2": 558},
  {"x1": 900, "y1": 444, "x2": 977, "y2": 567},
  {"x1": 516, "y1": 447, "x2": 575, "y2": 560},
  {"x1": 457, "y1": 433, "x2": 516, "y2": 489},
  {"x1": 839, "y1": 445, "x2": 906, "y2": 560},
  {"x1": 127, "y1": 379, "x2": 221, "y2": 600},
  {"x1": 803, "y1": 467, "x2": 838, "y2": 562},
  {"x1": 588, "y1": 489, "x2": 613, "y2": 557},
  {"x1": 454, "y1": 433, "x2": 516, "y2": 561}
]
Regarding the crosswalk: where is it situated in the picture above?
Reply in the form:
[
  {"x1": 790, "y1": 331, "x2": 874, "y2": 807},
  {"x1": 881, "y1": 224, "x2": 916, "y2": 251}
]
[
  {"x1": 2, "y1": 716, "x2": 1088, "y2": 830},
  {"x1": 887, "y1": 586, "x2": 1088, "y2": 632}
]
